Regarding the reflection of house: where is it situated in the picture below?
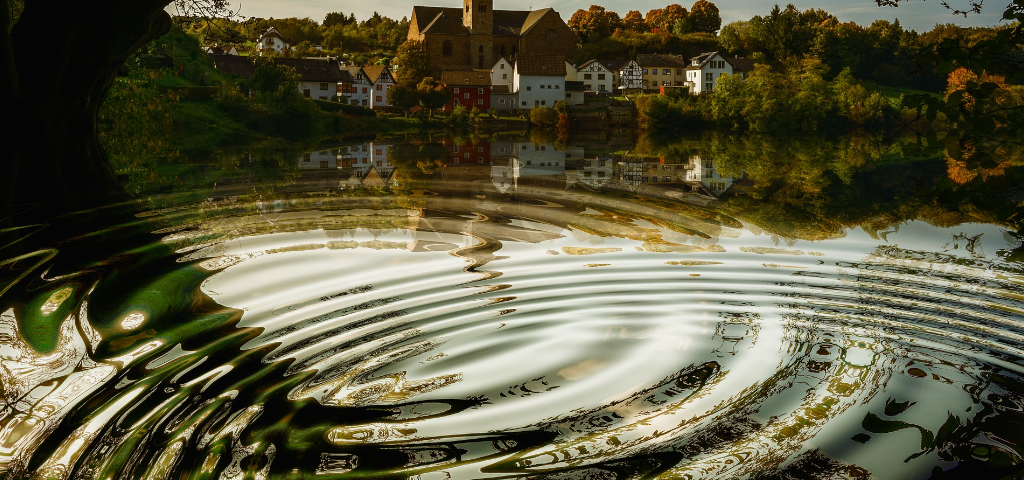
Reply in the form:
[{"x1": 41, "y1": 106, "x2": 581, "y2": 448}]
[
  {"x1": 447, "y1": 139, "x2": 491, "y2": 165},
  {"x1": 637, "y1": 54, "x2": 688, "y2": 91},
  {"x1": 442, "y1": 70, "x2": 492, "y2": 111},
  {"x1": 642, "y1": 157, "x2": 691, "y2": 186},
  {"x1": 685, "y1": 52, "x2": 756, "y2": 94},
  {"x1": 257, "y1": 27, "x2": 289, "y2": 55},
  {"x1": 298, "y1": 150, "x2": 338, "y2": 169},
  {"x1": 407, "y1": 0, "x2": 576, "y2": 72},
  {"x1": 363, "y1": 65, "x2": 396, "y2": 109},
  {"x1": 513, "y1": 54, "x2": 566, "y2": 110},
  {"x1": 573, "y1": 156, "x2": 614, "y2": 188},
  {"x1": 274, "y1": 58, "x2": 343, "y2": 100},
  {"x1": 206, "y1": 45, "x2": 239, "y2": 55},
  {"x1": 490, "y1": 158, "x2": 518, "y2": 194},
  {"x1": 686, "y1": 155, "x2": 736, "y2": 196}
]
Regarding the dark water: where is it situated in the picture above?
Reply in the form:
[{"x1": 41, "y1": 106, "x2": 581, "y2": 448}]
[{"x1": 2, "y1": 134, "x2": 1024, "y2": 480}]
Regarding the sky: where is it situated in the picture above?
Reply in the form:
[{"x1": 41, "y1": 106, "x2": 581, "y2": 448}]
[{"x1": 192, "y1": 0, "x2": 1011, "y2": 32}]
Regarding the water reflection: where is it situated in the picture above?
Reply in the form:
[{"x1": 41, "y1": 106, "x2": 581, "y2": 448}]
[{"x1": 1, "y1": 133, "x2": 1023, "y2": 479}]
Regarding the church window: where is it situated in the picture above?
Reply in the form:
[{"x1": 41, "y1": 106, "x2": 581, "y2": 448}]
[
  {"x1": 479, "y1": 45, "x2": 484, "y2": 53},
  {"x1": 479, "y1": 4, "x2": 486, "y2": 12},
  {"x1": 443, "y1": 40, "x2": 453, "y2": 57}
]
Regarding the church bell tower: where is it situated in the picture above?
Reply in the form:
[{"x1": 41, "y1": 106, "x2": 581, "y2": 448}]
[{"x1": 464, "y1": 0, "x2": 494, "y2": 68}]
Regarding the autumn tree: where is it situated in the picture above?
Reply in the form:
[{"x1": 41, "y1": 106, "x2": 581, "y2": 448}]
[
  {"x1": 622, "y1": 10, "x2": 646, "y2": 32},
  {"x1": 645, "y1": 5, "x2": 688, "y2": 33},
  {"x1": 392, "y1": 40, "x2": 431, "y2": 84},
  {"x1": 683, "y1": 0, "x2": 722, "y2": 34},
  {"x1": 569, "y1": 5, "x2": 623, "y2": 42}
]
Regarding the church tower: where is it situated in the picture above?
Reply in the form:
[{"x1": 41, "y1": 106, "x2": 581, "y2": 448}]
[{"x1": 464, "y1": 0, "x2": 494, "y2": 68}]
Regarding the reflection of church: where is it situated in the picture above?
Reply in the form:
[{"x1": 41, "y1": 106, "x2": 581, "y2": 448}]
[{"x1": 408, "y1": 0, "x2": 576, "y2": 72}]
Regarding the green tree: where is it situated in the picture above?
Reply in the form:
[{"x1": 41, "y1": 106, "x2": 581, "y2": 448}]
[
  {"x1": 392, "y1": 40, "x2": 431, "y2": 83},
  {"x1": 416, "y1": 77, "x2": 449, "y2": 117},
  {"x1": 386, "y1": 81, "x2": 419, "y2": 115}
]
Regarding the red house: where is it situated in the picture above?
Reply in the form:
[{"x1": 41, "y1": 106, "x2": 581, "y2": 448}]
[{"x1": 441, "y1": 70, "x2": 492, "y2": 112}]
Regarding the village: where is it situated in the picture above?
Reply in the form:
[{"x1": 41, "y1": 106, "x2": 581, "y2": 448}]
[{"x1": 205, "y1": 0, "x2": 750, "y2": 113}]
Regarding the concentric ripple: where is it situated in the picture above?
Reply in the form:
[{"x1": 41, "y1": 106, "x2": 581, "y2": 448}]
[{"x1": 1, "y1": 186, "x2": 1023, "y2": 480}]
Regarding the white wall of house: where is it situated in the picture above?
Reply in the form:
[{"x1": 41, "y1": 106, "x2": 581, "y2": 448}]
[
  {"x1": 260, "y1": 36, "x2": 287, "y2": 54},
  {"x1": 686, "y1": 54, "x2": 733, "y2": 93},
  {"x1": 491, "y1": 58, "x2": 513, "y2": 89},
  {"x1": 687, "y1": 155, "x2": 734, "y2": 195},
  {"x1": 370, "y1": 81, "x2": 393, "y2": 108},
  {"x1": 618, "y1": 61, "x2": 645, "y2": 90},
  {"x1": 517, "y1": 142, "x2": 564, "y2": 176},
  {"x1": 514, "y1": 74, "x2": 564, "y2": 109},
  {"x1": 297, "y1": 81, "x2": 336, "y2": 101},
  {"x1": 576, "y1": 62, "x2": 614, "y2": 93}
]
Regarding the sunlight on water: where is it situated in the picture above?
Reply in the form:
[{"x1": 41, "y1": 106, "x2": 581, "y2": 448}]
[{"x1": 0, "y1": 176, "x2": 1022, "y2": 479}]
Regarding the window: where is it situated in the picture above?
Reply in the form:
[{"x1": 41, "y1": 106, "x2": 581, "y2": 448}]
[
  {"x1": 477, "y1": 157, "x2": 483, "y2": 162},
  {"x1": 500, "y1": 98, "x2": 506, "y2": 104},
  {"x1": 464, "y1": 93, "x2": 470, "y2": 99},
  {"x1": 676, "y1": 69, "x2": 682, "y2": 75},
  {"x1": 662, "y1": 69, "x2": 670, "y2": 75},
  {"x1": 502, "y1": 73, "x2": 507, "y2": 79},
  {"x1": 643, "y1": 68, "x2": 648, "y2": 74},
  {"x1": 651, "y1": 81, "x2": 657, "y2": 87},
  {"x1": 478, "y1": 88, "x2": 484, "y2": 94},
  {"x1": 464, "y1": 152, "x2": 470, "y2": 158},
  {"x1": 540, "y1": 85, "x2": 545, "y2": 89},
  {"x1": 555, "y1": 85, "x2": 559, "y2": 89},
  {"x1": 597, "y1": 74, "x2": 605, "y2": 80},
  {"x1": 541, "y1": 100, "x2": 546, "y2": 105},
  {"x1": 584, "y1": 84, "x2": 592, "y2": 91},
  {"x1": 663, "y1": 176, "x2": 670, "y2": 182},
  {"x1": 362, "y1": 87, "x2": 367, "y2": 93},
  {"x1": 500, "y1": 63, "x2": 505, "y2": 69},
  {"x1": 320, "y1": 83, "x2": 328, "y2": 90},
  {"x1": 454, "y1": 88, "x2": 459, "y2": 94},
  {"x1": 526, "y1": 86, "x2": 531, "y2": 91},
  {"x1": 522, "y1": 101, "x2": 527, "y2": 106},
  {"x1": 479, "y1": 45, "x2": 484, "y2": 53},
  {"x1": 477, "y1": 147, "x2": 484, "y2": 152},
  {"x1": 706, "y1": 72, "x2": 713, "y2": 81},
  {"x1": 477, "y1": 99, "x2": 483, "y2": 105},
  {"x1": 584, "y1": 74, "x2": 592, "y2": 80},
  {"x1": 479, "y1": 4, "x2": 486, "y2": 12},
  {"x1": 377, "y1": 84, "x2": 382, "y2": 90},
  {"x1": 320, "y1": 161, "x2": 329, "y2": 168},
  {"x1": 376, "y1": 95, "x2": 382, "y2": 102},
  {"x1": 442, "y1": 40, "x2": 453, "y2": 57},
  {"x1": 303, "y1": 153, "x2": 311, "y2": 162}
]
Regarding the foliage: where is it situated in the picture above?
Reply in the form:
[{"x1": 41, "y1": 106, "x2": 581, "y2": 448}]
[
  {"x1": 392, "y1": 40, "x2": 431, "y2": 83},
  {"x1": 529, "y1": 107, "x2": 559, "y2": 126},
  {"x1": 569, "y1": 5, "x2": 623, "y2": 42},
  {"x1": 679, "y1": 0, "x2": 721, "y2": 35},
  {"x1": 417, "y1": 77, "x2": 450, "y2": 116}
]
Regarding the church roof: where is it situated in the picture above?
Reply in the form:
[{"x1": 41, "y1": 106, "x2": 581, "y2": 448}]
[{"x1": 412, "y1": 6, "x2": 558, "y2": 37}]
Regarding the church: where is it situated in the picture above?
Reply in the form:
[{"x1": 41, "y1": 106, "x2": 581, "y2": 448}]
[{"x1": 408, "y1": 0, "x2": 577, "y2": 72}]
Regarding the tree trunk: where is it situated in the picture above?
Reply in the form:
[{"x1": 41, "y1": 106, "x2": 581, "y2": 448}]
[{"x1": 2, "y1": 0, "x2": 173, "y2": 223}]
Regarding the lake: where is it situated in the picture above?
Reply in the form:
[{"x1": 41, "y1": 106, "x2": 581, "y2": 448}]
[{"x1": 1, "y1": 132, "x2": 1022, "y2": 479}]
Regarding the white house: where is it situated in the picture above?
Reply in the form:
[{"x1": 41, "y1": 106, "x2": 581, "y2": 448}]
[
  {"x1": 685, "y1": 52, "x2": 756, "y2": 94},
  {"x1": 490, "y1": 57, "x2": 514, "y2": 90},
  {"x1": 513, "y1": 54, "x2": 566, "y2": 110},
  {"x1": 618, "y1": 60, "x2": 645, "y2": 92},
  {"x1": 274, "y1": 58, "x2": 343, "y2": 101},
  {"x1": 340, "y1": 67, "x2": 372, "y2": 107},
  {"x1": 574, "y1": 59, "x2": 614, "y2": 93},
  {"x1": 257, "y1": 27, "x2": 288, "y2": 55},
  {"x1": 363, "y1": 65, "x2": 396, "y2": 109}
]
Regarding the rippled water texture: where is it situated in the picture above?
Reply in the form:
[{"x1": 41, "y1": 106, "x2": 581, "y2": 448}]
[{"x1": 2, "y1": 183, "x2": 1023, "y2": 480}]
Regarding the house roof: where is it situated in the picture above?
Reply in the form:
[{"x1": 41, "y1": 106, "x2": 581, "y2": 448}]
[
  {"x1": 441, "y1": 70, "x2": 491, "y2": 86},
  {"x1": 273, "y1": 58, "x2": 343, "y2": 82},
  {"x1": 602, "y1": 59, "x2": 630, "y2": 71},
  {"x1": 210, "y1": 54, "x2": 255, "y2": 78},
  {"x1": 362, "y1": 65, "x2": 390, "y2": 83},
  {"x1": 727, "y1": 57, "x2": 757, "y2": 73},
  {"x1": 344, "y1": 66, "x2": 370, "y2": 83},
  {"x1": 259, "y1": 27, "x2": 288, "y2": 43},
  {"x1": 412, "y1": 6, "x2": 559, "y2": 37},
  {"x1": 637, "y1": 53, "x2": 689, "y2": 68},
  {"x1": 516, "y1": 54, "x2": 567, "y2": 76},
  {"x1": 577, "y1": 59, "x2": 612, "y2": 72},
  {"x1": 492, "y1": 85, "x2": 512, "y2": 94}
]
